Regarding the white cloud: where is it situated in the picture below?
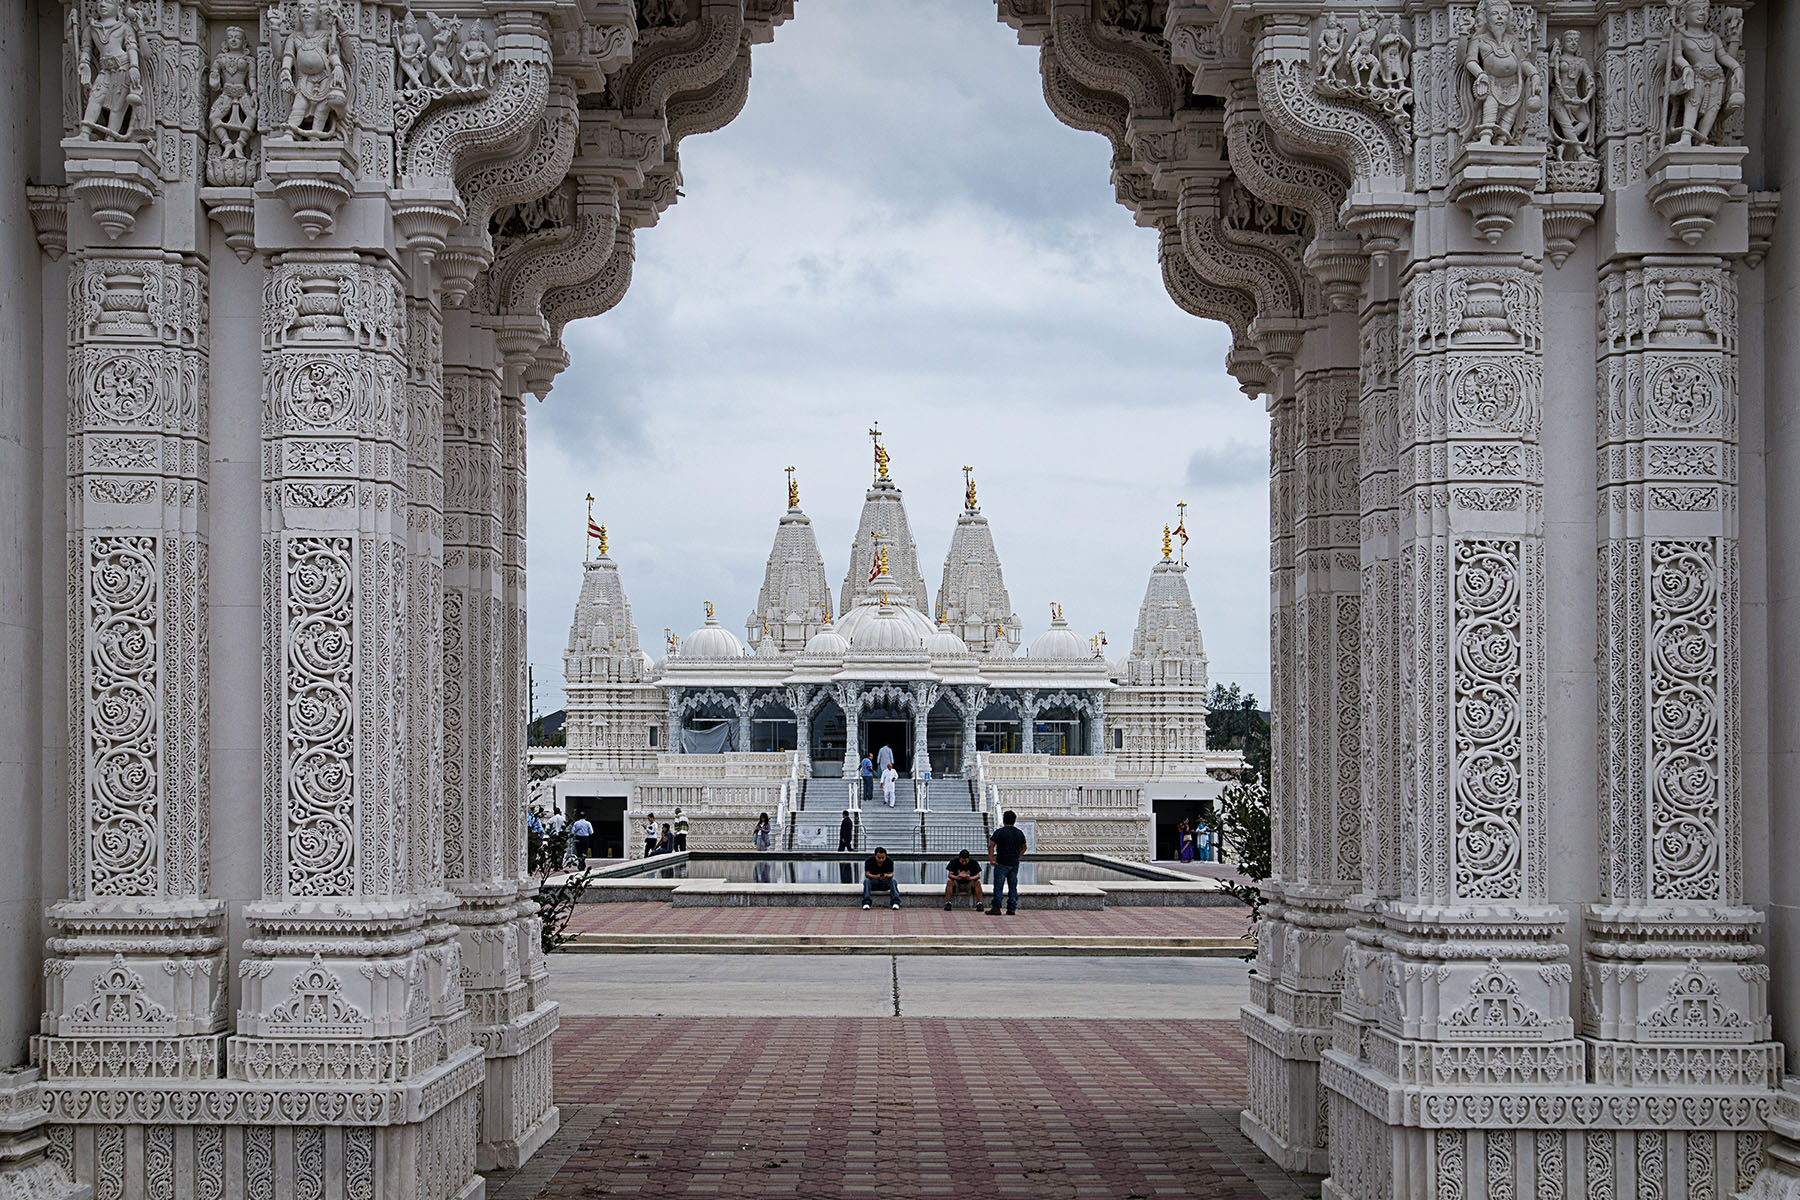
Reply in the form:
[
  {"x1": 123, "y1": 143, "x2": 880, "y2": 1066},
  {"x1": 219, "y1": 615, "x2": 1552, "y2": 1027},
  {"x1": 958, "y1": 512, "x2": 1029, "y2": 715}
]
[{"x1": 525, "y1": 0, "x2": 1272, "y2": 715}]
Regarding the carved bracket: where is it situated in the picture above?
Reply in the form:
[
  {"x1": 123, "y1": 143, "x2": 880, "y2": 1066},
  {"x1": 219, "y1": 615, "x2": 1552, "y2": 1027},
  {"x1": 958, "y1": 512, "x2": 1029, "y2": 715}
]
[
  {"x1": 1647, "y1": 144, "x2": 1748, "y2": 246},
  {"x1": 61, "y1": 138, "x2": 159, "y2": 241}
]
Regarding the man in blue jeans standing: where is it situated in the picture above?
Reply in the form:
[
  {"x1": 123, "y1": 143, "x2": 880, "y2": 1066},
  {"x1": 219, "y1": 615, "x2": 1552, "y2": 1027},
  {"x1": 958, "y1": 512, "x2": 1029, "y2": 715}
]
[
  {"x1": 986, "y1": 810, "x2": 1027, "y2": 915},
  {"x1": 859, "y1": 752, "x2": 875, "y2": 806}
]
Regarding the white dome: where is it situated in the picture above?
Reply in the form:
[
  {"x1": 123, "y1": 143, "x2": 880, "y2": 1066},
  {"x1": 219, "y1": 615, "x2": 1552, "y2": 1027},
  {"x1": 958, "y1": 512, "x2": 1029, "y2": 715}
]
[
  {"x1": 1028, "y1": 610, "x2": 1088, "y2": 661},
  {"x1": 802, "y1": 623, "x2": 850, "y2": 658},
  {"x1": 838, "y1": 598, "x2": 934, "y2": 647},
  {"x1": 845, "y1": 602, "x2": 929, "y2": 654},
  {"x1": 682, "y1": 609, "x2": 745, "y2": 659},
  {"x1": 925, "y1": 627, "x2": 969, "y2": 656}
]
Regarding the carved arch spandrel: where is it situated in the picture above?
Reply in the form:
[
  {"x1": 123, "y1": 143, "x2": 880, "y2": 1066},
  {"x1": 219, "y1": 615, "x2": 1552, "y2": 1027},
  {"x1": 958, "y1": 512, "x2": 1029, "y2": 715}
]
[
  {"x1": 1251, "y1": 20, "x2": 1409, "y2": 195},
  {"x1": 528, "y1": 229, "x2": 638, "y2": 398},
  {"x1": 1040, "y1": 52, "x2": 1131, "y2": 151},
  {"x1": 1223, "y1": 80, "x2": 1348, "y2": 234},
  {"x1": 456, "y1": 81, "x2": 581, "y2": 240},
  {"x1": 488, "y1": 175, "x2": 622, "y2": 321},
  {"x1": 402, "y1": 19, "x2": 554, "y2": 188},
  {"x1": 612, "y1": 7, "x2": 745, "y2": 117},
  {"x1": 1177, "y1": 175, "x2": 1303, "y2": 318},
  {"x1": 666, "y1": 40, "x2": 753, "y2": 143},
  {"x1": 1047, "y1": 9, "x2": 1176, "y2": 119}
]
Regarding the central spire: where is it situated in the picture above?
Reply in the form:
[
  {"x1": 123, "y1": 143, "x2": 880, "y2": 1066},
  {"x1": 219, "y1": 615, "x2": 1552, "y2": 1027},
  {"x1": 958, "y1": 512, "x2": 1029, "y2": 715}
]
[{"x1": 840, "y1": 427, "x2": 929, "y2": 614}]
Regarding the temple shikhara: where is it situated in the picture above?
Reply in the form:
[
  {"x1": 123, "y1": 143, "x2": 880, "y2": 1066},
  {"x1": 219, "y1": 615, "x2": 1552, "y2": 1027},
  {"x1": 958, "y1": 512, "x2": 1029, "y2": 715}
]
[
  {"x1": 4, "y1": 0, "x2": 1800, "y2": 1197},
  {"x1": 555, "y1": 436, "x2": 1240, "y2": 858}
]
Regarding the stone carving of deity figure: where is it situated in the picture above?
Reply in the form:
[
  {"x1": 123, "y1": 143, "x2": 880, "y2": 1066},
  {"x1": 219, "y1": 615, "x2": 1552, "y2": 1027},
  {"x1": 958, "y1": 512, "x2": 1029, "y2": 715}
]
[
  {"x1": 1375, "y1": 17, "x2": 1412, "y2": 95},
  {"x1": 207, "y1": 27, "x2": 257, "y2": 159},
  {"x1": 1316, "y1": 13, "x2": 1350, "y2": 89},
  {"x1": 460, "y1": 28, "x2": 492, "y2": 89},
  {"x1": 1462, "y1": 0, "x2": 1539, "y2": 145},
  {"x1": 279, "y1": 0, "x2": 349, "y2": 139},
  {"x1": 1347, "y1": 11, "x2": 1380, "y2": 88},
  {"x1": 78, "y1": 0, "x2": 146, "y2": 140},
  {"x1": 1549, "y1": 30, "x2": 1595, "y2": 161},
  {"x1": 394, "y1": 9, "x2": 429, "y2": 91},
  {"x1": 426, "y1": 12, "x2": 462, "y2": 88},
  {"x1": 1665, "y1": 0, "x2": 1744, "y2": 147}
]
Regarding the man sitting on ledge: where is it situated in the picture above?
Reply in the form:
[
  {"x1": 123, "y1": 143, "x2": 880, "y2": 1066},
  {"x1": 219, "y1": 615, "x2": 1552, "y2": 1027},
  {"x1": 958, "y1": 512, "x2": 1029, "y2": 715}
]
[
  {"x1": 862, "y1": 846, "x2": 901, "y2": 910},
  {"x1": 943, "y1": 849, "x2": 984, "y2": 910}
]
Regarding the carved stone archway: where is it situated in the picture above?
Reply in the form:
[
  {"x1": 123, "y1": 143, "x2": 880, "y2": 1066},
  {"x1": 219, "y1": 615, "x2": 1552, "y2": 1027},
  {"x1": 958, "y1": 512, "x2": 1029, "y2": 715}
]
[{"x1": 4, "y1": 1, "x2": 1797, "y2": 1198}]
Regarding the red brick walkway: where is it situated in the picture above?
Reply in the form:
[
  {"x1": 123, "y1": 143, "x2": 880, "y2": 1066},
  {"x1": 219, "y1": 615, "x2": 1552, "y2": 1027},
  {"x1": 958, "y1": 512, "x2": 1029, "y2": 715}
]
[
  {"x1": 565, "y1": 903, "x2": 1254, "y2": 940},
  {"x1": 486, "y1": 1017, "x2": 1320, "y2": 1199}
]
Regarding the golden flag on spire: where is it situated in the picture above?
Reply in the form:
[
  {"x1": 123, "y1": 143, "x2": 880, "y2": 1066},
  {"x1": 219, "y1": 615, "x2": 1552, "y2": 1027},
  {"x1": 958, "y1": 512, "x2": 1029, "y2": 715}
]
[{"x1": 869, "y1": 424, "x2": 890, "y2": 481}]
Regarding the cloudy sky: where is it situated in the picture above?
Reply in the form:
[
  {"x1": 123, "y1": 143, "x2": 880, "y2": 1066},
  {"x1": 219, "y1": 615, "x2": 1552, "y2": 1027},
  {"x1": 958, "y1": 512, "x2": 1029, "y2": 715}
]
[{"x1": 525, "y1": 0, "x2": 1270, "y2": 715}]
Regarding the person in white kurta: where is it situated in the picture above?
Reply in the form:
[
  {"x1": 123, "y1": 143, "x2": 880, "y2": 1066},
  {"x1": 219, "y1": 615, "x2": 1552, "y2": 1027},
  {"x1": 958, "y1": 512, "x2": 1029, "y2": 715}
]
[{"x1": 881, "y1": 765, "x2": 899, "y2": 807}]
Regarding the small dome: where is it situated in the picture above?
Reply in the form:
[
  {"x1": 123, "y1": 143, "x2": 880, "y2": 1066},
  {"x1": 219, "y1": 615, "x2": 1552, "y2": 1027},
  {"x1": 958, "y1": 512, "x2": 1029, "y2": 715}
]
[
  {"x1": 802, "y1": 622, "x2": 850, "y2": 658},
  {"x1": 847, "y1": 603, "x2": 927, "y2": 654},
  {"x1": 1028, "y1": 608, "x2": 1088, "y2": 661},
  {"x1": 925, "y1": 626, "x2": 969, "y2": 657},
  {"x1": 682, "y1": 607, "x2": 746, "y2": 659}
]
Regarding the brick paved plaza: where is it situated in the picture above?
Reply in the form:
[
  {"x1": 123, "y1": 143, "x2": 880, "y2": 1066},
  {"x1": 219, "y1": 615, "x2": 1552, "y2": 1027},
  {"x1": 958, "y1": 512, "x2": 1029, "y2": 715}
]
[
  {"x1": 478, "y1": 896, "x2": 1314, "y2": 1198},
  {"x1": 487, "y1": 1005, "x2": 1320, "y2": 1198}
]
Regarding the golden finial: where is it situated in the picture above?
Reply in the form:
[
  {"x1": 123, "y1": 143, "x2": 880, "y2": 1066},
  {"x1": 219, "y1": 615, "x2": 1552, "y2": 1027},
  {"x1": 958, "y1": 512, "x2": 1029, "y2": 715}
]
[
  {"x1": 1051, "y1": 601, "x2": 1063, "y2": 622},
  {"x1": 785, "y1": 466, "x2": 798, "y2": 510},
  {"x1": 869, "y1": 423, "x2": 890, "y2": 481},
  {"x1": 703, "y1": 600, "x2": 714, "y2": 621},
  {"x1": 665, "y1": 627, "x2": 677, "y2": 654},
  {"x1": 963, "y1": 465, "x2": 977, "y2": 512},
  {"x1": 763, "y1": 620, "x2": 773, "y2": 639},
  {"x1": 1162, "y1": 523, "x2": 1173, "y2": 561},
  {"x1": 880, "y1": 589, "x2": 890, "y2": 606},
  {"x1": 597, "y1": 523, "x2": 607, "y2": 557}
]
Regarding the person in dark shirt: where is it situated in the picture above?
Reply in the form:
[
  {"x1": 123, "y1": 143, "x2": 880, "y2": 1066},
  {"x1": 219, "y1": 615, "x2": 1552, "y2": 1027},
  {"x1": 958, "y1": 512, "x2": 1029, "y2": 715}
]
[
  {"x1": 862, "y1": 846, "x2": 901, "y2": 910},
  {"x1": 943, "y1": 849, "x2": 984, "y2": 911},
  {"x1": 986, "y1": 810, "x2": 1028, "y2": 915},
  {"x1": 838, "y1": 809, "x2": 855, "y2": 852}
]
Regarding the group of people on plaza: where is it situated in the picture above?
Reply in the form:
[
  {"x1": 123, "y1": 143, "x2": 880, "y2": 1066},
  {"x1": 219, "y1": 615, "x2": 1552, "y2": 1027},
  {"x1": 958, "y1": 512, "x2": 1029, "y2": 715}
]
[
  {"x1": 1175, "y1": 817, "x2": 1214, "y2": 863},
  {"x1": 858, "y1": 810, "x2": 1028, "y2": 915},
  {"x1": 643, "y1": 809, "x2": 690, "y2": 857}
]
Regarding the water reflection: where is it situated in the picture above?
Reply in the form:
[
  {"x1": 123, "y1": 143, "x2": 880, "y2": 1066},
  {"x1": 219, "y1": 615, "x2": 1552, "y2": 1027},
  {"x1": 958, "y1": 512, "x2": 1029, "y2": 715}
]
[{"x1": 630, "y1": 857, "x2": 1150, "y2": 885}]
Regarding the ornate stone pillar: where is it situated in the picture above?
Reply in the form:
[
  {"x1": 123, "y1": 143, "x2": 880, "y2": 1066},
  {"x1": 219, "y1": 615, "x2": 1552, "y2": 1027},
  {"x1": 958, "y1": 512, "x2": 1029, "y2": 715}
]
[
  {"x1": 960, "y1": 695, "x2": 980, "y2": 777},
  {"x1": 837, "y1": 683, "x2": 865, "y2": 801},
  {"x1": 402, "y1": 281, "x2": 465, "y2": 1060},
  {"x1": 1016, "y1": 690, "x2": 1039, "y2": 755},
  {"x1": 911, "y1": 682, "x2": 939, "y2": 803},
  {"x1": 36, "y1": 248, "x2": 227, "y2": 1084},
  {"x1": 232, "y1": 238, "x2": 475, "y2": 1112},
  {"x1": 1585, "y1": 143, "x2": 1780, "y2": 1190},
  {"x1": 734, "y1": 688, "x2": 754, "y2": 753}
]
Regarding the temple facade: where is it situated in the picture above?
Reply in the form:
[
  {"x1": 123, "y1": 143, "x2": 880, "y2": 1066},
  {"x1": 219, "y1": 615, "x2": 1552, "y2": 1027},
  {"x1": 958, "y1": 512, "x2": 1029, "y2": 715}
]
[
  {"x1": 556, "y1": 445, "x2": 1240, "y2": 859},
  {"x1": 4, "y1": 0, "x2": 1800, "y2": 1198}
]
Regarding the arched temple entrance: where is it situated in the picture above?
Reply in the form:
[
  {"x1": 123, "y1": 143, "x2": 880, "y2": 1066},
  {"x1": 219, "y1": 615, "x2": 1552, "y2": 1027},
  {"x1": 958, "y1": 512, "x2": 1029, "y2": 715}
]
[{"x1": 4, "y1": 2, "x2": 1800, "y2": 1199}]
